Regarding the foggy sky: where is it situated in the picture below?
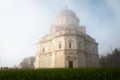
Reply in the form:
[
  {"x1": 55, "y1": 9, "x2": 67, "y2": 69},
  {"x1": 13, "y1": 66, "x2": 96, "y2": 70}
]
[{"x1": 0, "y1": 0, "x2": 120, "y2": 67}]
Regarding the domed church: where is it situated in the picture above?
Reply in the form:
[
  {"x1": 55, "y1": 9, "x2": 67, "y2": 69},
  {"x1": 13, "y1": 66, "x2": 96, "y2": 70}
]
[{"x1": 35, "y1": 7, "x2": 100, "y2": 68}]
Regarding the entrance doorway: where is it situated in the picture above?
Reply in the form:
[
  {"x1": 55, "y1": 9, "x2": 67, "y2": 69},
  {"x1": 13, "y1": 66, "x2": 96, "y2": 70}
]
[{"x1": 69, "y1": 61, "x2": 73, "y2": 68}]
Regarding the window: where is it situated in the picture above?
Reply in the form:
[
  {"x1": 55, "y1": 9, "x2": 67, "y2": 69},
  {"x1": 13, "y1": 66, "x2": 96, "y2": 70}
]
[
  {"x1": 68, "y1": 31, "x2": 71, "y2": 33},
  {"x1": 69, "y1": 43, "x2": 72, "y2": 48},
  {"x1": 59, "y1": 44, "x2": 61, "y2": 49},
  {"x1": 79, "y1": 41, "x2": 81, "y2": 49},
  {"x1": 68, "y1": 40, "x2": 73, "y2": 48},
  {"x1": 42, "y1": 48, "x2": 45, "y2": 53},
  {"x1": 52, "y1": 44, "x2": 54, "y2": 50}
]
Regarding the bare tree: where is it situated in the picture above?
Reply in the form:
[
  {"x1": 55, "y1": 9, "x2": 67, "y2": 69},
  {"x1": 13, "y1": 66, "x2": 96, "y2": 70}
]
[{"x1": 19, "y1": 56, "x2": 35, "y2": 69}]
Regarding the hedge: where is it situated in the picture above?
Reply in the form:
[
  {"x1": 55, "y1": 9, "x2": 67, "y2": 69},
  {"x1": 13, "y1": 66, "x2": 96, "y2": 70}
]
[{"x1": 0, "y1": 68, "x2": 120, "y2": 80}]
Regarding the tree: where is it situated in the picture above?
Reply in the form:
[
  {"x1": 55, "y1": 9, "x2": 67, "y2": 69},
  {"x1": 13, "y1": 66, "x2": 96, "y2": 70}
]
[
  {"x1": 19, "y1": 56, "x2": 35, "y2": 69},
  {"x1": 100, "y1": 48, "x2": 120, "y2": 67}
]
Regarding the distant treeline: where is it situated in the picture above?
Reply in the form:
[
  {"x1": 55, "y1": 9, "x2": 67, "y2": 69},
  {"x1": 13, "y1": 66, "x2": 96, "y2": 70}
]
[{"x1": 100, "y1": 48, "x2": 120, "y2": 67}]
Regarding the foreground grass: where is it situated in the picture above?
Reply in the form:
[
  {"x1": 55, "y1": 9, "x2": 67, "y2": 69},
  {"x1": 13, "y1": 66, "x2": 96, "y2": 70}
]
[{"x1": 0, "y1": 68, "x2": 120, "y2": 80}]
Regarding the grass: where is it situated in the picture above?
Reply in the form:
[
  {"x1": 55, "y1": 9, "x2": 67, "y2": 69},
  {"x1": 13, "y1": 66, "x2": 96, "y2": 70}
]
[{"x1": 0, "y1": 68, "x2": 120, "y2": 80}]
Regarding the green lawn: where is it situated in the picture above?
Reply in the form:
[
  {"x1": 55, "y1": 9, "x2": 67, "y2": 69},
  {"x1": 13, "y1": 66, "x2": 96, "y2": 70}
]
[{"x1": 0, "y1": 68, "x2": 120, "y2": 80}]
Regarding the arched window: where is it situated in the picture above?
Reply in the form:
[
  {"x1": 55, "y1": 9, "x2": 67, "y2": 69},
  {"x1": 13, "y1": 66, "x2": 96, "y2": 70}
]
[
  {"x1": 78, "y1": 41, "x2": 81, "y2": 49},
  {"x1": 42, "y1": 47, "x2": 45, "y2": 53},
  {"x1": 52, "y1": 44, "x2": 54, "y2": 50},
  {"x1": 59, "y1": 43, "x2": 61, "y2": 49},
  {"x1": 68, "y1": 40, "x2": 73, "y2": 49},
  {"x1": 69, "y1": 42, "x2": 72, "y2": 48},
  {"x1": 58, "y1": 41, "x2": 62, "y2": 49}
]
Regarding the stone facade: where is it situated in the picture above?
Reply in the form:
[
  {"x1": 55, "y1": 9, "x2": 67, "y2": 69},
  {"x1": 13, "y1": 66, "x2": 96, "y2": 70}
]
[{"x1": 35, "y1": 8, "x2": 100, "y2": 68}]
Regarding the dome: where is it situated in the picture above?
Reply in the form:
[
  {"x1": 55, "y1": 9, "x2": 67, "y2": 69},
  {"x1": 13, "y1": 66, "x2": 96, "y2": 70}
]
[
  {"x1": 58, "y1": 9, "x2": 76, "y2": 17},
  {"x1": 53, "y1": 7, "x2": 79, "y2": 27}
]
